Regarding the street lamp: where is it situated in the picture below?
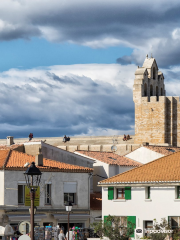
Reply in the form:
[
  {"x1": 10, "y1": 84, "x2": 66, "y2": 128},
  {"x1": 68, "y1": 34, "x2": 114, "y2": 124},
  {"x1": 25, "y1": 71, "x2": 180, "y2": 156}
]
[
  {"x1": 66, "y1": 202, "x2": 72, "y2": 240},
  {"x1": 24, "y1": 162, "x2": 42, "y2": 240}
]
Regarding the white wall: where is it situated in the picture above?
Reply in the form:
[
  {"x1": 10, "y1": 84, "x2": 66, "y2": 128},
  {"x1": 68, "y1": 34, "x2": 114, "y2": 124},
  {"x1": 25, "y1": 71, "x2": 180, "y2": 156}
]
[
  {"x1": 93, "y1": 160, "x2": 109, "y2": 192},
  {"x1": 0, "y1": 170, "x2": 4, "y2": 205},
  {"x1": 102, "y1": 185, "x2": 180, "y2": 230},
  {"x1": 125, "y1": 147, "x2": 164, "y2": 164},
  {"x1": 119, "y1": 166, "x2": 134, "y2": 174},
  {"x1": 4, "y1": 170, "x2": 90, "y2": 210},
  {"x1": 41, "y1": 142, "x2": 94, "y2": 168}
]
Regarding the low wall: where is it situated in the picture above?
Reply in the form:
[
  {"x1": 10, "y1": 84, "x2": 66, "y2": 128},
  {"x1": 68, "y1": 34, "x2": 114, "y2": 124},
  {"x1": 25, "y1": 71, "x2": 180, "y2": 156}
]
[{"x1": 58, "y1": 144, "x2": 141, "y2": 156}]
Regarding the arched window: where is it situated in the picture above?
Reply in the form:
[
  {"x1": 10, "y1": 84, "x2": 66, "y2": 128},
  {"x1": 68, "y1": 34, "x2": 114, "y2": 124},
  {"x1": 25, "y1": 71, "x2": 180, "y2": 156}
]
[
  {"x1": 144, "y1": 83, "x2": 147, "y2": 96},
  {"x1": 156, "y1": 86, "x2": 159, "y2": 101},
  {"x1": 150, "y1": 85, "x2": 153, "y2": 96},
  {"x1": 161, "y1": 88, "x2": 163, "y2": 96},
  {"x1": 153, "y1": 67, "x2": 156, "y2": 80}
]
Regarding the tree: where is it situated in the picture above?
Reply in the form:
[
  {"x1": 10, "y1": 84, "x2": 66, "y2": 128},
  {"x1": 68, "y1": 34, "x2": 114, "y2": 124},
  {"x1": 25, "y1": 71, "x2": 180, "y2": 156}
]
[
  {"x1": 91, "y1": 215, "x2": 135, "y2": 240},
  {"x1": 148, "y1": 218, "x2": 171, "y2": 240}
]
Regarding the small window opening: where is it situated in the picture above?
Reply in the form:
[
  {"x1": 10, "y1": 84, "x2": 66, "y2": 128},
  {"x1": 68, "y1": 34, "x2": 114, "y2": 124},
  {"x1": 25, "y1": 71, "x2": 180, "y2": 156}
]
[
  {"x1": 144, "y1": 83, "x2": 147, "y2": 96},
  {"x1": 161, "y1": 88, "x2": 163, "y2": 96},
  {"x1": 153, "y1": 67, "x2": 156, "y2": 79},
  {"x1": 156, "y1": 86, "x2": 159, "y2": 101},
  {"x1": 150, "y1": 85, "x2": 153, "y2": 96}
]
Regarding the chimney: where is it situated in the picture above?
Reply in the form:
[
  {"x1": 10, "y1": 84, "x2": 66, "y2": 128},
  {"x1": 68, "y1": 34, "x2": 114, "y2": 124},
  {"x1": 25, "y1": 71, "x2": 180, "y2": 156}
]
[
  {"x1": 6, "y1": 136, "x2": 14, "y2": 146},
  {"x1": 35, "y1": 148, "x2": 43, "y2": 166}
]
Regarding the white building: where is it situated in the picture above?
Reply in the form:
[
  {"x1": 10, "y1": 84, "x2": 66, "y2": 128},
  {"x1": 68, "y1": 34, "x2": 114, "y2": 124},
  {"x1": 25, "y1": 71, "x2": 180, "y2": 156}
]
[
  {"x1": 0, "y1": 149, "x2": 93, "y2": 234},
  {"x1": 99, "y1": 151, "x2": 180, "y2": 239},
  {"x1": 75, "y1": 151, "x2": 141, "y2": 192},
  {"x1": 125, "y1": 145, "x2": 180, "y2": 164}
]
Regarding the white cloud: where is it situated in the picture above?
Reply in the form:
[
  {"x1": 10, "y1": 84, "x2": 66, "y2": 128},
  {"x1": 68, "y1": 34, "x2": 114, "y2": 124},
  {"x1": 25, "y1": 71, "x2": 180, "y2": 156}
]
[{"x1": 0, "y1": 63, "x2": 136, "y2": 138}]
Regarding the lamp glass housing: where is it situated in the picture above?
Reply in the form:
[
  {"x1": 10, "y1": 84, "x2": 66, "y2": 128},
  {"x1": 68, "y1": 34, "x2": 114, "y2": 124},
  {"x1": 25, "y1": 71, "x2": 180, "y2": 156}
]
[{"x1": 24, "y1": 162, "x2": 42, "y2": 189}]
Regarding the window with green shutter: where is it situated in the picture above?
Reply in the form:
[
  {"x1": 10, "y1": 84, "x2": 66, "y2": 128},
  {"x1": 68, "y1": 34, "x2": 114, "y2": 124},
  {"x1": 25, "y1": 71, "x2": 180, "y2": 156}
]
[
  {"x1": 127, "y1": 216, "x2": 136, "y2": 237},
  {"x1": 125, "y1": 187, "x2": 131, "y2": 200},
  {"x1": 108, "y1": 187, "x2": 114, "y2": 200}
]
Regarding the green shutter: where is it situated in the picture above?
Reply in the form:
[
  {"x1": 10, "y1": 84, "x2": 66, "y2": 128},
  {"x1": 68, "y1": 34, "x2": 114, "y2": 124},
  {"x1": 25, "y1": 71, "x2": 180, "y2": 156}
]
[
  {"x1": 127, "y1": 216, "x2": 136, "y2": 237},
  {"x1": 104, "y1": 216, "x2": 108, "y2": 223},
  {"x1": 108, "y1": 187, "x2": 114, "y2": 200},
  {"x1": 125, "y1": 187, "x2": 131, "y2": 200}
]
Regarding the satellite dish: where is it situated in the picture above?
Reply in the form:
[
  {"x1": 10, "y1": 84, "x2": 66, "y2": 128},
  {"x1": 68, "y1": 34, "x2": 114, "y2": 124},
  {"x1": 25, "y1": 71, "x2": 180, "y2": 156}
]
[{"x1": 111, "y1": 145, "x2": 117, "y2": 152}]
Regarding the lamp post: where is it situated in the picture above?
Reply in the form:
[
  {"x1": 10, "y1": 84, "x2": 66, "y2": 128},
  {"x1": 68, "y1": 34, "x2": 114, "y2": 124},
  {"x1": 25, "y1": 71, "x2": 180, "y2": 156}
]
[
  {"x1": 24, "y1": 162, "x2": 42, "y2": 240},
  {"x1": 66, "y1": 202, "x2": 72, "y2": 240}
]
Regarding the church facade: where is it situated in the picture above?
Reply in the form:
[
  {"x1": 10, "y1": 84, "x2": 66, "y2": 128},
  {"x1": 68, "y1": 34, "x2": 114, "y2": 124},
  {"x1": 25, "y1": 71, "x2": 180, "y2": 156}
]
[{"x1": 133, "y1": 55, "x2": 180, "y2": 146}]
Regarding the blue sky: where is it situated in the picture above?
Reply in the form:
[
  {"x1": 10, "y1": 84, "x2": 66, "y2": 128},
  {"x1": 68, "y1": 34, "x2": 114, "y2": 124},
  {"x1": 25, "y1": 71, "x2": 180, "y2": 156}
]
[
  {"x1": 0, "y1": 0, "x2": 180, "y2": 138},
  {"x1": 0, "y1": 38, "x2": 133, "y2": 71}
]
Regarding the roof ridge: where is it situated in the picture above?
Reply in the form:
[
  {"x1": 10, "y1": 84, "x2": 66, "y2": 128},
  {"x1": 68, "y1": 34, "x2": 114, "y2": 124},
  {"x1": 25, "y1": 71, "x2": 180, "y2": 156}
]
[{"x1": 3, "y1": 149, "x2": 11, "y2": 168}]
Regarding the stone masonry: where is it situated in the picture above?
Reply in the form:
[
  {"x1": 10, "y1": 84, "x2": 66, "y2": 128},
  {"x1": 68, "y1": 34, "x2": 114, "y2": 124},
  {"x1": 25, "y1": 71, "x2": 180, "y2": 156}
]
[{"x1": 134, "y1": 55, "x2": 180, "y2": 146}]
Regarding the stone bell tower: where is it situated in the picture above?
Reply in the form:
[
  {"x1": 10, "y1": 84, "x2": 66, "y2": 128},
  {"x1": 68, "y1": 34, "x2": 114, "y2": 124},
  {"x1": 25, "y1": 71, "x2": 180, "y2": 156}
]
[{"x1": 133, "y1": 55, "x2": 180, "y2": 146}]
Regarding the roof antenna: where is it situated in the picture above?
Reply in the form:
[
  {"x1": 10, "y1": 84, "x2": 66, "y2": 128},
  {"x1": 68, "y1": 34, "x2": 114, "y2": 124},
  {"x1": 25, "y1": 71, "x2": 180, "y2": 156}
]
[
  {"x1": 151, "y1": 53, "x2": 153, "y2": 58},
  {"x1": 146, "y1": 54, "x2": 148, "y2": 59}
]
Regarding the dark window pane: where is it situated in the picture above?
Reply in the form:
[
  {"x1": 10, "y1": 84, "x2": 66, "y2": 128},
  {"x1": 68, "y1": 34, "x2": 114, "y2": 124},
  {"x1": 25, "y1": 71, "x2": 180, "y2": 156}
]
[{"x1": 18, "y1": 185, "x2": 24, "y2": 204}]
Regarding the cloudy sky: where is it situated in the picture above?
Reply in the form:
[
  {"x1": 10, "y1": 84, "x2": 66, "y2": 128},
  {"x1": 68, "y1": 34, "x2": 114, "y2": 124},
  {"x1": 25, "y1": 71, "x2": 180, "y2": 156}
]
[{"x1": 1, "y1": 0, "x2": 180, "y2": 138}]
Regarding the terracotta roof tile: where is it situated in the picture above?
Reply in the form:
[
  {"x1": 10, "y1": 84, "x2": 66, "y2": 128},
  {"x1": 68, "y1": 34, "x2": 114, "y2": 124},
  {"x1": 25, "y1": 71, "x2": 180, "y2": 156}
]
[
  {"x1": 144, "y1": 146, "x2": 180, "y2": 156},
  {"x1": 76, "y1": 151, "x2": 142, "y2": 167},
  {"x1": 4, "y1": 150, "x2": 93, "y2": 173},
  {"x1": 0, "y1": 150, "x2": 10, "y2": 168},
  {"x1": 99, "y1": 151, "x2": 180, "y2": 184},
  {"x1": 90, "y1": 192, "x2": 102, "y2": 210}
]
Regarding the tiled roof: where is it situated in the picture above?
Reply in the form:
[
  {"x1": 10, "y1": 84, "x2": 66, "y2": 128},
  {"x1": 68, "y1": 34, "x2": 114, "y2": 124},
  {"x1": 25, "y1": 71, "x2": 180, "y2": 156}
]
[
  {"x1": 90, "y1": 192, "x2": 102, "y2": 210},
  {"x1": 4, "y1": 150, "x2": 93, "y2": 173},
  {"x1": 99, "y1": 151, "x2": 180, "y2": 184},
  {"x1": 76, "y1": 151, "x2": 142, "y2": 167},
  {"x1": 144, "y1": 146, "x2": 180, "y2": 156},
  {"x1": 0, "y1": 150, "x2": 10, "y2": 168}
]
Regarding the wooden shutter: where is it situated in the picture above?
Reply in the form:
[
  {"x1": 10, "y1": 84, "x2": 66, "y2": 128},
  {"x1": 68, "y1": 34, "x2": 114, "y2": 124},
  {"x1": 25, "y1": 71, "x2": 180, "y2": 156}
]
[
  {"x1": 125, "y1": 187, "x2": 131, "y2": 200},
  {"x1": 127, "y1": 216, "x2": 136, "y2": 237},
  {"x1": 108, "y1": 187, "x2": 114, "y2": 200}
]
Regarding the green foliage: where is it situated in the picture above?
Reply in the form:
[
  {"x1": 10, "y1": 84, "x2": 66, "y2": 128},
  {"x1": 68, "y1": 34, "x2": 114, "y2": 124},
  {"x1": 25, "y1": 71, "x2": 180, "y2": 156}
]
[
  {"x1": 91, "y1": 215, "x2": 135, "y2": 240},
  {"x1": 149, "y1": 218, "x2": 171, "y2": 240},
  {"x1": 172, "y1": 228, "x2": 180, "y2": 240}
]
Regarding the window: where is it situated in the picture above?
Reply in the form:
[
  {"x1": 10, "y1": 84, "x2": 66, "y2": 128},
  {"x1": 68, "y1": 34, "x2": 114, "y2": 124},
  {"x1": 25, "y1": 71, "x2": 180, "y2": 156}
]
[
  {"x1": 177, "y1": 186, "x2": 180, "y2": 199},
  {"x1": 144, "y1": 83, "x2": 147, "y2": 96},
  {"x1": 117, "y1": 188, "x2": 125, "y2": 199},
  {"x1": 156, "y1": 86, "x2": 159, "y2": 101},
  {"x1": 145, "y1": 187, "x2": 151, "y2": 199},
  {"x1": 63, "y1": 182, "x2": 77, "y2": 205},
  {"x1": 64, "y1": 193, "x2": 75, "y2": 205},
  {"x1": 145, "y1": 221, "x2": 153, "y2": 237},
  {"x1": 150, "y1": 85, "x2": 153, "y2": 96},
  {"x1": 18, "y1": 185, "x2": 25, "y2": 204},
  {"x1": 153, "y1": 67, "x2": 156, "y2": 79},
  {"x1": 45, "y1": 184, "x2": 51, "y2": 204}
]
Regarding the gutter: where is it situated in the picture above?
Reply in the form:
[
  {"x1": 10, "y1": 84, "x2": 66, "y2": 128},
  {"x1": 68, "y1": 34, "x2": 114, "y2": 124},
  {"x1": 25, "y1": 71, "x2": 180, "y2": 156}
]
[{"x1": 98, "y1": 182, "x2": 180, "y2": 187}]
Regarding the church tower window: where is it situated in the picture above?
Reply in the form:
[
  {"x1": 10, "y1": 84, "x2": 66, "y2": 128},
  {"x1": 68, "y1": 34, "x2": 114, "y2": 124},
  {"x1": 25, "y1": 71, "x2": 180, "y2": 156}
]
[
  {"x1": 150, "y1": 85, "x2": 153, "y2": 96},
  {"x1": 144, "y1": 83, "x2": 147, "y2": 96},
  {"x1": 153, "y1": 67, "x2": 156, "y2": 80}
]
